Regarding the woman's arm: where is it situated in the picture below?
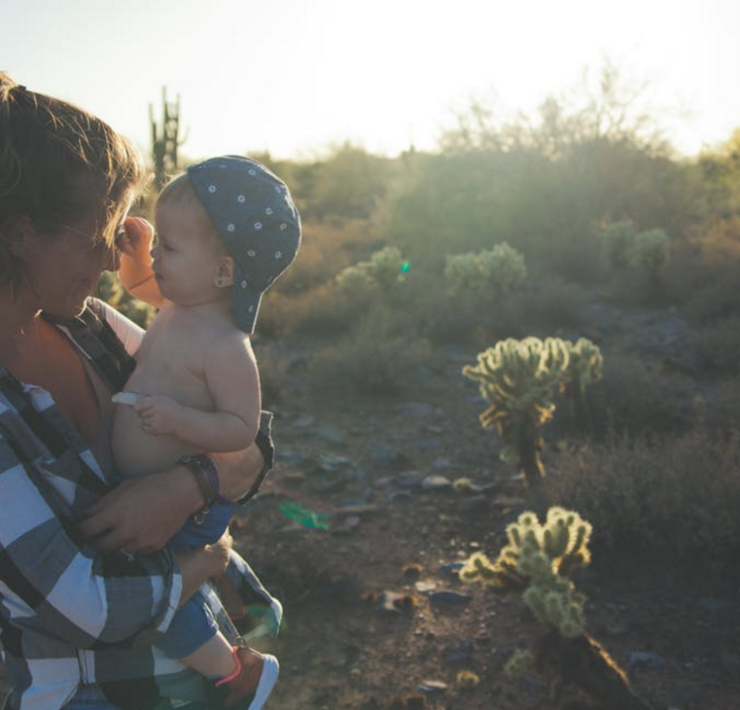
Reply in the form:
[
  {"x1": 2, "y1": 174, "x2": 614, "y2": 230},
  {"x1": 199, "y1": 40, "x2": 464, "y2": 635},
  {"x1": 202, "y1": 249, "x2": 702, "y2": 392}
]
[{"x1": 0, "y1": 432, "x2": 214, "y2": 648}]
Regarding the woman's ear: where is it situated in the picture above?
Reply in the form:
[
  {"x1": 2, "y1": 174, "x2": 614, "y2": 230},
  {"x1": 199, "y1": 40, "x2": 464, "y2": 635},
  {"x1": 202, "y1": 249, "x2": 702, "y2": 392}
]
[
  {"x1": 214, "y1": 255, "x2": 235, "y2": 287},
  {"x1": 5, "y1": 216, "x2": 36, "y2": 258}
]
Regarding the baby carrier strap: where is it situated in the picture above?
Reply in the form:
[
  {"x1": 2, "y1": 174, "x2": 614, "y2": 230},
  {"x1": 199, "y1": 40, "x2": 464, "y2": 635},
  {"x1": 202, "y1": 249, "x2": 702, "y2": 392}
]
[{"x1": 46, "y1": 299, "x2": 138, "y2": 394}]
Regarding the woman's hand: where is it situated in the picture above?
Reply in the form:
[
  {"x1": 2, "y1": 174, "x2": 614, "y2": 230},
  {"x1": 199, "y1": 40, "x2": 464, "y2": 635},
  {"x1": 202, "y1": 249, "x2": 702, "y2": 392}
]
[
  {"x1": 118, "y1": 217, "x2": 153, "y2": 267},
  {"x1": 118, "y1": 217, "x2": 162, "y2": 306},
  {"x1": 78, "y1": 465, "x2": 204, "y2": 555}
]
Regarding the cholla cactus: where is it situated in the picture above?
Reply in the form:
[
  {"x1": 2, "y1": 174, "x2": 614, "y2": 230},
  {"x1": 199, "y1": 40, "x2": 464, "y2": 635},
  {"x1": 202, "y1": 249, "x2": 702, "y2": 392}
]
[
  {"x1": 630, "y1": 228, "x2": 669, "y2": 292},
  {"x1": 365, "y1": 246, "x2": 408, "y2": 289},
  {"x1": 462, "y1": 337, "x2": 570, "y2": 485},
  {"x1": 336, "y1": 246, "x2": 408, "y2": 293},
  {"x1": 461, "y1": 507, "x2": 592, "y2": 638},
  {"x1": 462, "y1": 507, "x2": 654, "y2": 709},
  {"x1": 445, "y1": 242, "x2": 526, "y2": 297},
  {"x1": 335, "y1": 263, "x2": 375, "y2": 294},
  {"x1": 561, "y1": 338, "x2": 603, "y2": 426},
  {"x1": 599, "y1": 220, "x2": 637, "y2": 270}
]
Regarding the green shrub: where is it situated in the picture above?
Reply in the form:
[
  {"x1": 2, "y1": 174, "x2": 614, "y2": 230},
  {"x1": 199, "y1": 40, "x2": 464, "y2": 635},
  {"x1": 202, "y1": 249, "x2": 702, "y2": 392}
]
[
  {"x1": 598, "y1": 220, "x2": 637, "y2": 270},
  {"x1": 305, "y1": 309, "x2": 431, "y2": 396},
  {"x1": 444, "y1": 242, "x2": 527, "y2": 297},
  {"x1": 690, "y1": 315, "x2": 740, "y2": 376},
  {"x1": 336, "y1": 245, "x2": 408, "y2": 292},
  {"x1": 585, "y1": 348, "x2": 694, "y2": 437},
  {"x1": 544, "y1": 429, "x2": 740, "y2": 575},
  {"x1": 631, "y1": 227, "x2": 670, "y2": 288},
  {"x1": 95, "y1": 272, "x2": 155, "y2": 328}
]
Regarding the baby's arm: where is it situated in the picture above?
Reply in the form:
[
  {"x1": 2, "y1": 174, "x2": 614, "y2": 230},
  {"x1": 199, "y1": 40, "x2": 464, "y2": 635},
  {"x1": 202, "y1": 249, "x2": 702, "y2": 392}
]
[
  {"x1": 118, "y1": 216, "x2": 165, "y2": 308},
  {"x1": 134, "y1": 335, "x2": 260, "y2": 452}
]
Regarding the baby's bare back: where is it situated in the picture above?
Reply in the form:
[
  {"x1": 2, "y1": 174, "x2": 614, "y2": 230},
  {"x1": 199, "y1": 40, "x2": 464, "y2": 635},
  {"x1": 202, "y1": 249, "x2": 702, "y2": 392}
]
[{"x1": 112, "y1": 306, "x2": 237, "y2": 478}]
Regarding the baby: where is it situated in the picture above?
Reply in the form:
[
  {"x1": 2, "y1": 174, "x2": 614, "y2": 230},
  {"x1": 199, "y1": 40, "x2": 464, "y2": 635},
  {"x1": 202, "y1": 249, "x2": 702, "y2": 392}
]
[{"x1": 112, "y1": 156, "x2": 301, "y2": 710}]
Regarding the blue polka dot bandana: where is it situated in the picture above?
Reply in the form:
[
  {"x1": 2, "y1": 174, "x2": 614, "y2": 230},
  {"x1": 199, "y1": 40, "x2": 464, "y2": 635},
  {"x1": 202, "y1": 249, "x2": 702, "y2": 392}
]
[{"x1": 188, "y1": 156, "x2": 301, "y2": 333}]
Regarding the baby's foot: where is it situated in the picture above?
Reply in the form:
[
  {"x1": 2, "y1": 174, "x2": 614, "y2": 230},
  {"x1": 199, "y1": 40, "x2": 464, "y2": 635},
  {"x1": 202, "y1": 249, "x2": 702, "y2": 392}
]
[{"x1": 211, "y1": 646, "x2": 279, "y2": 710}]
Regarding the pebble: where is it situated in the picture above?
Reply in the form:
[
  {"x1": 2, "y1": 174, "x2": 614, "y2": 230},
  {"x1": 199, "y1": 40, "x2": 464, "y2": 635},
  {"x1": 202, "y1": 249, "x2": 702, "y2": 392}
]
[
  {"x1": 457, "y1": 496, "x2": 490, "y2": 514},
  {"x1": 313, "y1": 425, "x2": 346, "y2": 445},
  {"x1": 445, "y1": 639, "x2": 473, "y2": 663},
  {"x1": 421, "y1": 475, "x2": 452, "y2": 491},
  {"x1": 627, "y1": 651, "x2": 666, "y2": 670},
  {"x1": 428, "y1": 590, "x2": 472, "y2": 606},
  {"x1": 397, "y1": 401, "x2": 435, "y2": 418},
  {"x1": 667, "y1": 682, "x2": 703, "y2": 705},
  {"x1": 417, "y1": 680, "x2": 447, "y2": 695},
  {"x1": 439, "y1": 561, "x2": 464, "y2": 578},
  {"x1": 369, "y1": 443, "x2": 409, "y2": 467},
  {"x1": 396, "y1": 471, "x2": 425, "y2": 488}
]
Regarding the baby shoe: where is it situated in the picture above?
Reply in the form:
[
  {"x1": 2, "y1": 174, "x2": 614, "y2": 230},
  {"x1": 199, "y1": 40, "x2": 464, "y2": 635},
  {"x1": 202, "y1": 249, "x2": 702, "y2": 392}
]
[{"x1": 211, "y1": 646, "x2": 279, "y2": 710}]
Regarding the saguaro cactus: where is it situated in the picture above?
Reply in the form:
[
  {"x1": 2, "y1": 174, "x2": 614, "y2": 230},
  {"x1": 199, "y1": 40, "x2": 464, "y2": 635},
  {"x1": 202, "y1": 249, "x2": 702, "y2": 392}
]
[
  {"x1": 461, "y1": 508, "x2": 653, "y2": 710},
  {"x1": 150, "y1": 87, "x2": 187, "y2": 188}
]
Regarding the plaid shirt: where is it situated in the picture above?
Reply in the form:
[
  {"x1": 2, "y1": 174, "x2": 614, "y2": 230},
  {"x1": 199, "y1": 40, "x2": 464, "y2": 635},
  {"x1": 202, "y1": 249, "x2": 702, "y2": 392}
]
[{"x1": 0, "y1": 299, "x2": 281, "y2": 710}]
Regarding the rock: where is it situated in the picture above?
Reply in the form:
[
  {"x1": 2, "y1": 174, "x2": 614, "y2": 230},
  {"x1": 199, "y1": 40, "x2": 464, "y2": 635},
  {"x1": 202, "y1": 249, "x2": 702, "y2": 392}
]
[
  {"x1": 415, "y1": 580, "x2": 436, "y2": 592},
  {"x1": 388, "y1": 491, "x2": 413, "y2": 503},
  {"x1": 369, "y1": 443, "x2": 409, "y2": 468},
  {"x1": 417, "y1": 680, "x2": 447, "y2": 695},
  {"x1": 432, "y1": 457, "x2": 452, "y2": 469},
  {"x1": 293, "y1": 414, "x2": 315, "y2": 428},
  {"x1": 421, "y1": 475, "x2": 453, "y2": 491},
  {"x1": 667, "y1": 681, "x2": 703, "y2": 705},
  {"x1": 439, "y1": 561, "x2": 464, "y2": 578},
  {"x1": 314, "y1": 425, "x2": 346, "y2": 445},
  {"x1": 332, "y1": 515, "x2": 361, "y2": 534},
  {"x1": 428, "y1": 590, "x2": 472, "y2": 606},
  {"x1": 697, "y1": 596, "x2": 733, "y2": 613},
  {"x1": 445, "y1": 639, "x2": 473, "y2": 663},
  {"x1": 457, "y1": 496, "x2": 490, "y2": 514},
  {"x1": 491, "y1": 495, "x2": 526, "y2": 508},
  {"x1": 627, "y1": 651, "x2": 666, "y2": 670},
  {"x1": 336, "y1": 504, "x2": 380, "y2": 517},
  {"x1": 397, "y1": 401, "x2": 435, "y2": 418},
  {"x1": 396, "y1": 471, "x2": 425, "y2": 488}
]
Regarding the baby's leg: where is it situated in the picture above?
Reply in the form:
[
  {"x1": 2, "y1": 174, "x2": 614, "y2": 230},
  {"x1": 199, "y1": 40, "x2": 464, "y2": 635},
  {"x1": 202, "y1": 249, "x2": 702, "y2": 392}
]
[
  {"x1": 181, "y1": 629, "x2": 239, "y2": 679},
  {"x1": 156, "y1": 597, "x2": 237, "y2": 677},
  {"x1": 159, "y1": 597, "x2": 279, "y2": 709}
]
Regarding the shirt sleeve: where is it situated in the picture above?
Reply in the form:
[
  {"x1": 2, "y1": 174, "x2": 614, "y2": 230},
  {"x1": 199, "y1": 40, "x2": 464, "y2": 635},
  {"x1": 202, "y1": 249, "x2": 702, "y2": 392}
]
[
  {"x1": 96, "y1": 299, "x2": 146, "y2": 357},
  {"x1": 0, "y1": 431, "x2": 182, "y2": 649}
]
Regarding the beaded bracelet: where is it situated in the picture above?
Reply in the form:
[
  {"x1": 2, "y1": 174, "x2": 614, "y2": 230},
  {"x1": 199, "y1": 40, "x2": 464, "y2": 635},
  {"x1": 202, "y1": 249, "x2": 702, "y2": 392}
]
[{"x1": 177, "y1": 454, "x2": 220, "y2": 524}]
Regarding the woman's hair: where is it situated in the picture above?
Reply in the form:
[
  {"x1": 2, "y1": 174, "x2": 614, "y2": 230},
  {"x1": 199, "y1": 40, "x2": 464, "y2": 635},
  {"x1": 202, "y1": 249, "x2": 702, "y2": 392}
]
[{"x1": 0, "y1": 72, "x2": 149, "y2": 284}]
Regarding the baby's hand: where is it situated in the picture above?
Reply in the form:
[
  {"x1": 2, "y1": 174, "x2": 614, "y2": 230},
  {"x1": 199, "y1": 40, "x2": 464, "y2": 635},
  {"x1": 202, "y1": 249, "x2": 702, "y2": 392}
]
[
  {"x1": 134, "y1": 394, "x2": 182, "y2": 436},
  {"x1": 118, "y1": 216, "x2": 154, "y2": 263}
]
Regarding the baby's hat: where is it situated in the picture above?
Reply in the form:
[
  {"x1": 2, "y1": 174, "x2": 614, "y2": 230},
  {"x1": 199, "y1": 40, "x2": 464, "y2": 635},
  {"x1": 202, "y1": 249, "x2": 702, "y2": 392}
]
[{"x1": 187, "y1": 155, "x2": 301, "y2": 333}]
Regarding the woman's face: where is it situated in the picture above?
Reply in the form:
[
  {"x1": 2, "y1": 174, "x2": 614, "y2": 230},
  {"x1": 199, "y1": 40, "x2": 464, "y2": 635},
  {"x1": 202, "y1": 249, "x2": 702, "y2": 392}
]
[{"x1": 18, "y1": 210, "x2": 125, "y2": 318}]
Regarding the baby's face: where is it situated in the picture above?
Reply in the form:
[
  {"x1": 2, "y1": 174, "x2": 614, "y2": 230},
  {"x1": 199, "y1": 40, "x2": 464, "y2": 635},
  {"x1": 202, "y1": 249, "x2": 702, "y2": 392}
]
[{"x1": 151, "y1": 201, "x2": 225, "y2": 307}]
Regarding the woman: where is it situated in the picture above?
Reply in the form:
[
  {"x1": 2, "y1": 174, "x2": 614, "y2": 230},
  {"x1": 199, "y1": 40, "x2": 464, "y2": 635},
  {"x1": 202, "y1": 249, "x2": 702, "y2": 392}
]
[{"x1": 0, "y1": 74, "x2": 280, "y2": 710}]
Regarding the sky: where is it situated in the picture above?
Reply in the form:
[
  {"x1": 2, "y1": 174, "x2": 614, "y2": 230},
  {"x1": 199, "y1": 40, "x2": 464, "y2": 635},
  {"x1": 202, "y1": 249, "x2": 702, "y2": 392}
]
[{"x1": 4, "y1": 0, "x2": 739, "y2": 162}]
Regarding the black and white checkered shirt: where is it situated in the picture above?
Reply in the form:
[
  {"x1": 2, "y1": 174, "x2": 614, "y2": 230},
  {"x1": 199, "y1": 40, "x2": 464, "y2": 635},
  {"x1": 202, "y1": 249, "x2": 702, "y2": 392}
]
[{"x1": 0, "y1": 299, "x2": 281, "y2": 710}]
